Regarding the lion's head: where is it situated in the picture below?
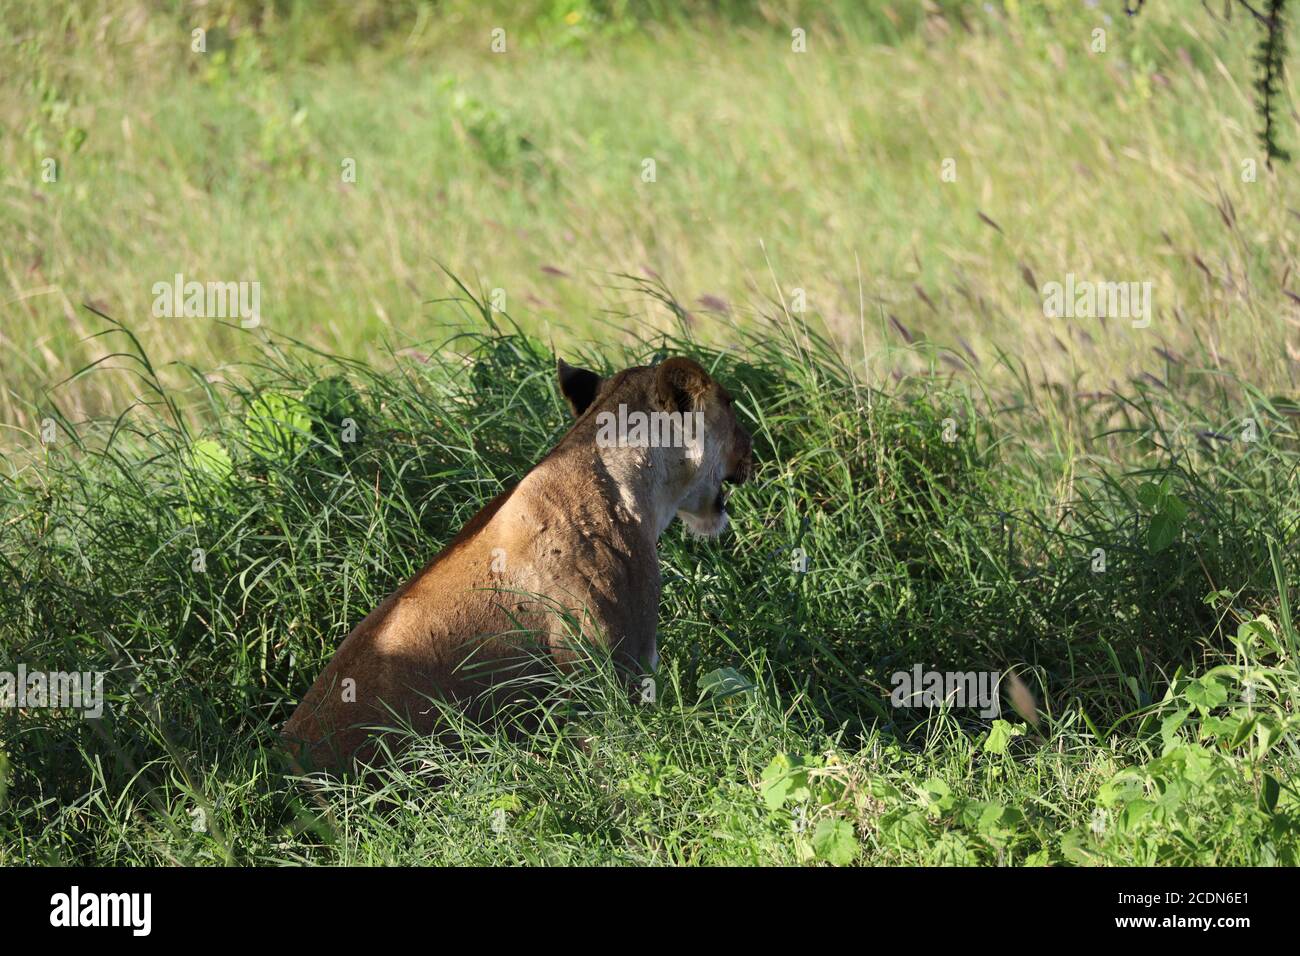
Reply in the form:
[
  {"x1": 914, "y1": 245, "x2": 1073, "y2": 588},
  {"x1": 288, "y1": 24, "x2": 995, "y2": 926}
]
[{"x1": 558, "y1": 356, "x2": 754, "y2": 537}]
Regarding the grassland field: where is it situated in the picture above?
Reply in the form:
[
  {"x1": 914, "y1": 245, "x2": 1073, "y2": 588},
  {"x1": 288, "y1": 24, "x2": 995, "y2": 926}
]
[{"x1": 1, "y1": 0, "x2": 1299, "y2": 866}]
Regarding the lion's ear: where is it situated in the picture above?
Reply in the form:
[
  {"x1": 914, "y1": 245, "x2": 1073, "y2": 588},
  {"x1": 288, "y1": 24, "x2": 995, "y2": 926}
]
[
  {"x1": 654, "y1": 357, "x2": 712, "y2": 412},
  {"x1": 557, "y1": 359, "x2": 602, "y2": 417}
]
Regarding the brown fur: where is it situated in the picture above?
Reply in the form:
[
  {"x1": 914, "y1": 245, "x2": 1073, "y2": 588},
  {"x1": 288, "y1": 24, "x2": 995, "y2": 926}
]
[{"x1": 282, "y1": 357, "x2": 753, "y2": 771}]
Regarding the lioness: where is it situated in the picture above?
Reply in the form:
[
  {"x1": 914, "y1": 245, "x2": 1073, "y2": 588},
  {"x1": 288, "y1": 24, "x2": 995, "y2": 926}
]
[{"x1": 282, "y1": 356, "x2": 754, "y2": 770}]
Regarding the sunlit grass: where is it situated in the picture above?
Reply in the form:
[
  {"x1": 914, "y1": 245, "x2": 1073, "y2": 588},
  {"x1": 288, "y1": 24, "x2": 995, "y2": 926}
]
[{"x1": 3, "y1": 0, "x2": 1296, "y2": 433}]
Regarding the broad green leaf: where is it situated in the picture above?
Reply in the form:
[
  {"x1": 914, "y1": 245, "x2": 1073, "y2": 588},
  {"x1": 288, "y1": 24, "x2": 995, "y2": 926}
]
[
  {"x1": 1137, "y1": 482, "x2": 1162, "y2": 508},
  {"x1": 1228, "y1": 714, "x2": 1259, "y2": 750},
  {"x1": 1147, "y1": 512, "x2": 1179, "y2": 552},
  {"x1": 918, "y1": 777, "x2": 955, "y2": 813},
  {"x1": 1184, "y1": 674, "x2": 1228, "y2": 714},
  {"x1": 984, "y1": 719, "x2": 1024, "y2": 755},
  {"x1": 188, "y1": 438, "x2": 233, "y2": 481},
  {"x1": 1256, "y1": 717, "x2": 1282, "y2": 755},
  {"x1": 1261, "y1": 773, "x2": 1280, "y2": 814},
  {"x1": 811, "y1": 818, "x2": 858, "y2": 866},
  {"x1": 304, "y1": 375, "x2": 364, "y2": 435},
  {"x1": 699, "y1": 666, "x2": 755, "y2": 700},
  {"x1": 1098, "y1": 771, "x2": 1145, "y2": 807},
  {"x1": 759, "y1": 754, "x2": 794, "y2": 810},
  {"x1": 489, "y1": 793, "x2": 523, "y2": 813},
  {"x1": 1238, "y1": 616, "x2": 1282, "y2": 655},
  {"x1": 1159, "y1": 708, "x2": 1189, "y2": 752},
  {"x1": 245, "y1": 392, "x2": 311, "y2": 459},
  {"x1": 760, "y1": 754, "x2": 811, "y2": 810},
  {"x1": 1120, "y1": 798, "x2": 1153, "y2": 832},
  {"x1": 1060, "y1": 827, "x2": 1097, "y2": 865},
  {"x1": 971, "y1": 802, "x2": 1025, "y2": 848}
]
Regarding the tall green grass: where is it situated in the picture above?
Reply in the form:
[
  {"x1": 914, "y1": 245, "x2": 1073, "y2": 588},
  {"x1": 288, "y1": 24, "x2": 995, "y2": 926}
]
[
  {"x1": 2, "y1": 278, "x2": 1298, "y2": 864},
  {"x1": 3, "y1": 0, "x2": 1298, "y2": 867}
]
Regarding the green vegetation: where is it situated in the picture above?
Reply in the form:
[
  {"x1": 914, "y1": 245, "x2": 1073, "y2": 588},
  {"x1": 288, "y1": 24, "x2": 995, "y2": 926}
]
[
  {"x1": 1, "y1": 1, "x2": 1298, "y2": 865},
  {"x1": 2, "y1": 300, "x2": 1298, "y2": 864},
  {"x1": 3, "y1": 0, "x2": 1297, "y2": 426}
]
